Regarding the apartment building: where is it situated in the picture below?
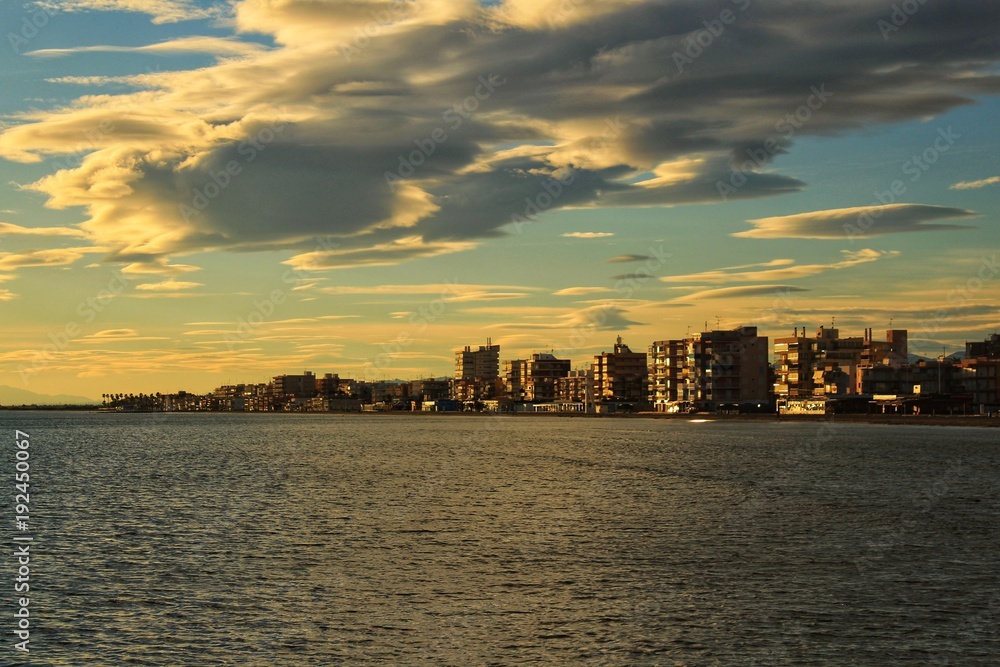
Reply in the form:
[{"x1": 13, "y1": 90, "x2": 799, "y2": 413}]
[
  {"x1": 454, "y1": 340, "x2": 501, "y2": 402},
  {"x1": 593, "y1": 337, "x2": 648, "y2": 404},
  {"x1": 774, "y1": 327, "x2": 908, "y2": 401},
  {"x1": 504, "y1": 353, "x2": 571, "y2": 402},
  {"x1": 650, "y1": 326, "x2": 769, "y2": 412}
]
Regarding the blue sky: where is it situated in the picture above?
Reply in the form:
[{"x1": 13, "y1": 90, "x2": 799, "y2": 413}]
[{"x1": 0, "y1": 0, "x2": 997, "y2": 398}]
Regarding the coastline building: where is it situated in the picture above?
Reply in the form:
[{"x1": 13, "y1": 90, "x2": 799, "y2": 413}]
[
  {"x1": 316, "y1": 373, "x2": 347, "y2": 398},
  {"x1": 774, "y1": 327, "x2": 908, "y2": 402},
  {"x1": 409, "y1": 378, "x2": 451, "y2": 406},
  {"x1": 648, "y1": 339, "x2": 686, "y2": 410},
  {"x1": 593, "y1": 337, "x2": 648, "y2": 404},
  {"x1": 273, "y1": 370, "x2": 317, "y2": 397},
  {"x1": 966, "y1": 333, "x2": 1000, "y2": 359},
  {"x1": 960, "y1": 334, "x2": 1000, "y2": 414},
  {"x1": 504, "y1": 353, "x2": 571, "y2": 403},
  {"x1": 454, "y1": 339, "x2": 501, "y2": 402},
  {"x1": 651, "y1": 326, "x2": 769, "y2": 412},
  {"x1": 555, "y1": 369, "x2": 594, "y2": 405}
]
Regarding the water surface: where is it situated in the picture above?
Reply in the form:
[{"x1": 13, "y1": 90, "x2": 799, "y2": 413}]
[{"x1": 2, "y1": 412, "x2": 997, "y2": 665}]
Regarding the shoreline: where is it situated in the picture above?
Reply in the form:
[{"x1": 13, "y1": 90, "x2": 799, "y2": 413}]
[
  {"x1": 3, "y1": 406, "x2": 998, "y2": 428},
  {"x1": 357, "y1": 411, "x2": 1000, "y2": 428}
]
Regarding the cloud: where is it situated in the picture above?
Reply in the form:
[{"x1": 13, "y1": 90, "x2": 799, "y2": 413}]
[
  {"x1": 552, "y1": 286, "x2": 613, "y2": 296},
  {"x1": 79, "y1": 328, "x2": 170, "y2": 342},
  {"x1": 673, "y1": 285, "x2": 810, "y2": 303},
  {"x1": 734, "y1": 204, "x2": 977, "y2": 239},
  {"x1": 27, "y1": 37, "x2": 267, "y2": 58},
  {"x1": 563, "y1": 232, "x2": 615, "y2": 239},
  {"x1": 1, "y1": 0, "x2": 999, "y2": 273},
  {"x1": 610, "y1": 272, "x2": 655, "y2": 281},
  {"x1": 606, "y1": 254, "x2": 653, "y2": 263},
  {"x1": 317, "y1": 283, "x2": 539, "y2": 296},
  {"x1": 35, "y1": 0, "x2": 226, "y2": 24},
  {"x1": 0, "y1": 248, "x2": 88, "y2": 269},
  {"x1": 661, "y1": 249, "x2": 898, "y2": 284},
  {"x1": 285, "y1": 238, "x2": 477, "y2": 271},
  {"x1": 482, "y1": 303, "x2": 644, "y2": 332},
  {"x1": 134, "y1": 279, "x2": 203, "y2": 291},
  {"x1": 89, "y1": 329, "x2": 139, "y2": 338},
  {"x1": 0, "y1": 223, "x2": 85, "y2": 237},
  {"x1": 950, "y1": 176, "x2": 1000, "y2": 190},
  {"x1": 120, "y1": 260, "x2": 202, "y2": 276},
  {"x1": 442, "y1": 292, "x2": 532, "y2": 302}
]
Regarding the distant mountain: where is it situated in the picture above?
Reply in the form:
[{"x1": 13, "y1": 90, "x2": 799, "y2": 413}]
[
  {"x1": 0, "y1": 385, "x2": 99, "y2": 406},
  {"x1": 907, "y1": 351, "x2": 964, "y2": 364}
]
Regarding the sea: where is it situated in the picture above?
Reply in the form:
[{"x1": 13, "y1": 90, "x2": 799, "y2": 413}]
[{"x1": 1, "y1": 411, "x2": 997, "y2": 666}]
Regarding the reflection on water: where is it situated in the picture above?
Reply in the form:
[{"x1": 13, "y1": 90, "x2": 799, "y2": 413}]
[{"x1": 4, "y1": 412, "x2": 998, "y2": 665}]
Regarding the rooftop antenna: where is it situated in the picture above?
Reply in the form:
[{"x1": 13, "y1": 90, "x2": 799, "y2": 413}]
[
  {"x1": 889, "y1": 317, "x2": 893, "y2": 329},
  {"x1": 831, "y1": 317, "x2": 835, "y2": 328},
  {"x1": 716, "y1": 315, "x2": 721, "y2": 329}
]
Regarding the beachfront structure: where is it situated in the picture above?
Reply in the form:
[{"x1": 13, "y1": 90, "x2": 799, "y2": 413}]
[
  {"x1": 593, "y1": 337, "x2": 647, "y2": 404},
  {"x1": 504, "y1": 353, "x2": 572, "y2": 402},
  {"x1": 650, "y1": 326, "x2": 769, "y2": 412},
  {"x1": 555, "y1": 369, "x2": 594, "y2": 404},
  {"x1": 774, "y1": 327, "x2": 908, "y2": 401},
  {"x1": 454, "y1": 340, "x2": 501, "y2": 401}
]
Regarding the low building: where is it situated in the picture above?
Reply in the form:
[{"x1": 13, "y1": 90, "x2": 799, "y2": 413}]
[
  {"x1": 960, "y1": 334, "x2": 1000, "y2": 414},
  {"x1": 555, "y1": 369, "x2": 593, "y2": 405}
]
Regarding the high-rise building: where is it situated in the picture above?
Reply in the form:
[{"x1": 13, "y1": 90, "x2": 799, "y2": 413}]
[
  {"x1": 454, "y1": 340, "x2": 500, "y2": 401},
  {"x1": 272, "y1": 371, "x2": 317, "y2": 399},
  {"x1": 648, "y1": 339, "x2": 686, "y2": 409},
  {"x1": 593, "y1": 337, "x2": 648, "y2": 403},
  {"x1": 455, "y1": 339, "x2": 500, "y2": 381},
  {"x1": 651, "y1": 326, "x2": 769, "y2": 411},
  {"x1": 504, "y1": 353, "x2": 571, "y2": 402}
]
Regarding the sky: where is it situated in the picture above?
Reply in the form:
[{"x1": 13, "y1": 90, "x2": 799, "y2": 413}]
[{"x1": 0, "y1": 0, "x2": 998, "y2": 399}]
